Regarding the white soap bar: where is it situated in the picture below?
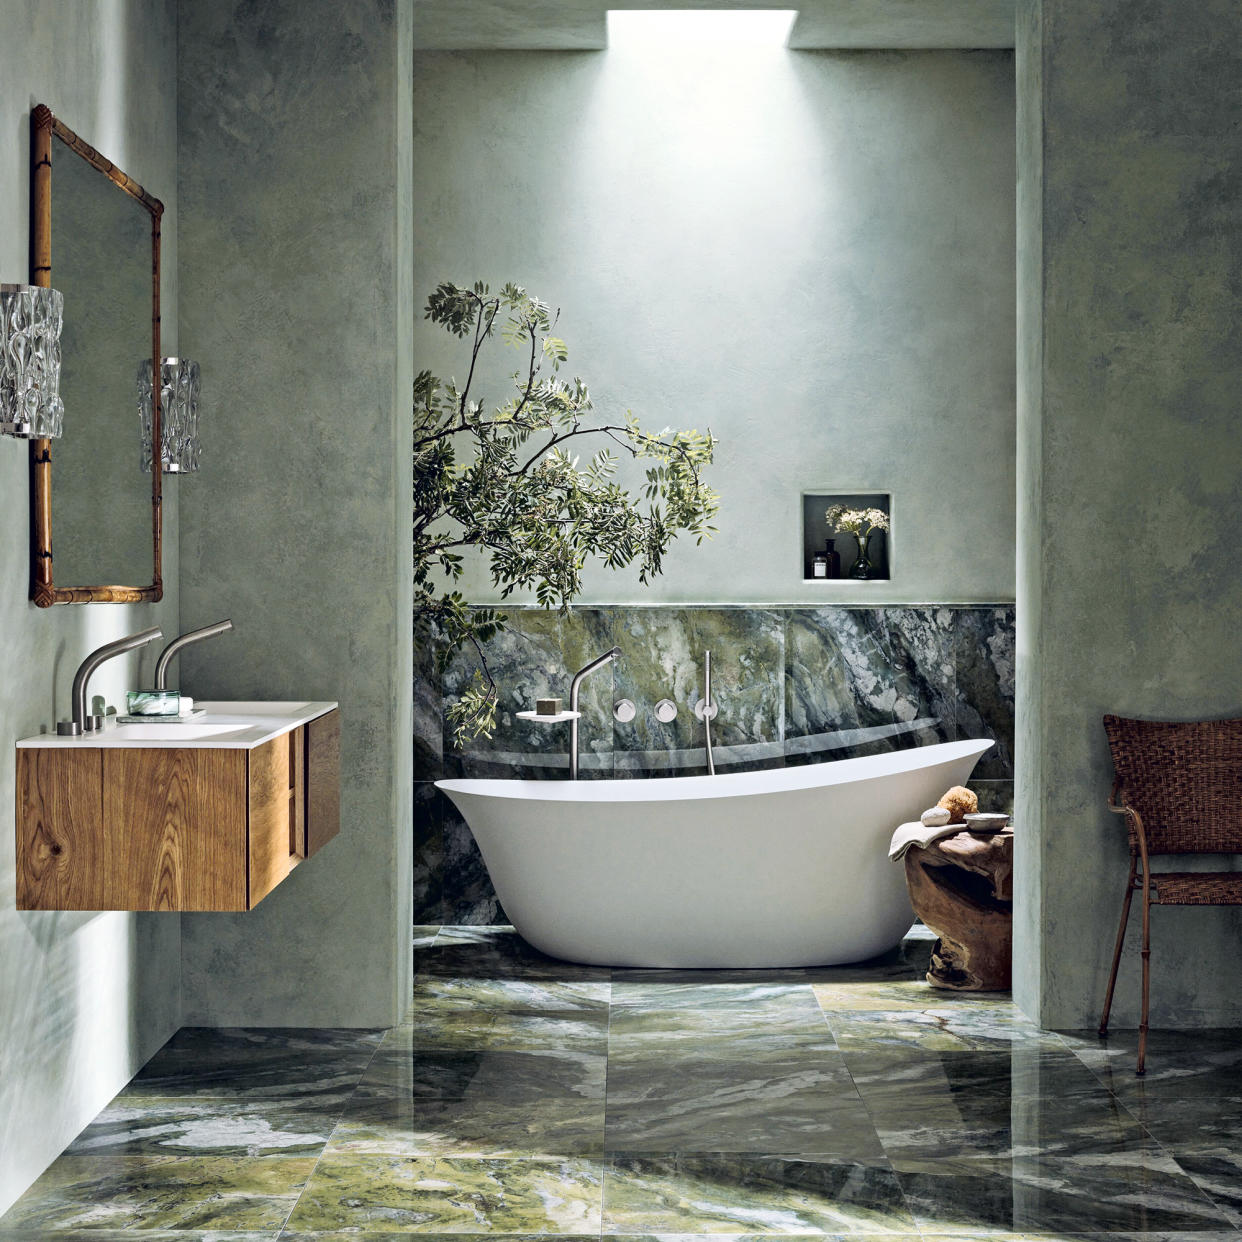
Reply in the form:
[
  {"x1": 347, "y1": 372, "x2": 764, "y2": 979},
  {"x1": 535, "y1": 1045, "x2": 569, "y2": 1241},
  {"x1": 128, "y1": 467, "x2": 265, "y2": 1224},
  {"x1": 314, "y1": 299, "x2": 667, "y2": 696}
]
[
  {"x1": 178, "y1": 696, "x2": 195, "y2": 715},
  {"x1": 921, "y1": 805, "x2": 952, "y2": 827}
]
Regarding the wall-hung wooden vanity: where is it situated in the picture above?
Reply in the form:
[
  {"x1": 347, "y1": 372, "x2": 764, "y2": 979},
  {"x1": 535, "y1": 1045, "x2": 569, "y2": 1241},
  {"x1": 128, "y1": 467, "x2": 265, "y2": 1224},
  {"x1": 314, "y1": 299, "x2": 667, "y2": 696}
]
[{"x1": 15, "y1": 703, "x2": 339, "y2": 911}]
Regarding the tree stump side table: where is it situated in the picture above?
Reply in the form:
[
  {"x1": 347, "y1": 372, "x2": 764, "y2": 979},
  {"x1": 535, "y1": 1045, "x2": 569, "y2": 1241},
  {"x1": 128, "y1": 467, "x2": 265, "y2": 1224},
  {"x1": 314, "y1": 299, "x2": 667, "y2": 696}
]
[{"x1": 903, "y1": 825, "x2": 1014, "y2": 990}]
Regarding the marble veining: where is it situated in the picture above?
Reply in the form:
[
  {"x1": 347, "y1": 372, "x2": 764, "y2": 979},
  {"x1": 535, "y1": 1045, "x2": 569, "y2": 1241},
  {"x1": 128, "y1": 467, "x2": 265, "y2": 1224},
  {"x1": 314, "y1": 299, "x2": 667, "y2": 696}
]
[{"x1": 8, "y1": 924, "x2": 1240, "y2": 1237}]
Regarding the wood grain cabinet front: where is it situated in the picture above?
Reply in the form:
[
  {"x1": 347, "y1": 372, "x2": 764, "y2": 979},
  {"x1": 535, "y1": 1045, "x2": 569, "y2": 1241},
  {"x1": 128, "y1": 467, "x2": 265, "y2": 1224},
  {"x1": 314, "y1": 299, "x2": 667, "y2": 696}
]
[{"x1": 16, "y1": 708, "x2": 340, "y2": 912}]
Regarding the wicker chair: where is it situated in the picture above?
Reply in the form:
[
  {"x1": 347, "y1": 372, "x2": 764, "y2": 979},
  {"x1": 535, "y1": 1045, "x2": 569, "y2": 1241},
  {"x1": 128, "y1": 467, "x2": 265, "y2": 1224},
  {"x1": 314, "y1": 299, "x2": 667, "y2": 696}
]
[{"x1": 1099, "y1": 714, "x2": 1242, "y2": 1075}]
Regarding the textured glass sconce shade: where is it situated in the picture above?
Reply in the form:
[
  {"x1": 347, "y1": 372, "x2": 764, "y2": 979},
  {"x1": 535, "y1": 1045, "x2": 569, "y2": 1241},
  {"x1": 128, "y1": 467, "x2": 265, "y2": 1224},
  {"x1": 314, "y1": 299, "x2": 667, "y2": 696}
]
[
  {"x1": 0, "y1": 284, "x2": 65, "y2": 438},
  {"x1": 139, "y1": 356, "x2": 200, "y2": 473}
]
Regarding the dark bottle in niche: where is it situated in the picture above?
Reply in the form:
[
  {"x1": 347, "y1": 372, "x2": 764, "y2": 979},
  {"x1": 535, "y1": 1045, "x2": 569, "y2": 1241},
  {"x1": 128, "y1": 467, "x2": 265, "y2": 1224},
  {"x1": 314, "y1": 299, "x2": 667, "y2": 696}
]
[{"x1": 824, "y1": 540, "x2": 841, "y2": 578}]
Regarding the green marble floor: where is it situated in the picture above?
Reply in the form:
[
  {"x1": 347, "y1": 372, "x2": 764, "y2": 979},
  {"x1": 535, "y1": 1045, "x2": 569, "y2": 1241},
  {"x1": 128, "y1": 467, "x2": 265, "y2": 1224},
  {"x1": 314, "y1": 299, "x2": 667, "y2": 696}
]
[{"x1": 3, "y1": 925, "x2": 1242, "y2": 1239}]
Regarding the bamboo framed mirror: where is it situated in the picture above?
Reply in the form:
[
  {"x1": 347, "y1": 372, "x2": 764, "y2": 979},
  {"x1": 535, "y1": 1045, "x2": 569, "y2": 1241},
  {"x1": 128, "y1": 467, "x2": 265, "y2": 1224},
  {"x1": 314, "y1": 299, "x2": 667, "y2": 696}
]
[{"x1": 29, "y1": 103, "x2": 163, "y2": 606}]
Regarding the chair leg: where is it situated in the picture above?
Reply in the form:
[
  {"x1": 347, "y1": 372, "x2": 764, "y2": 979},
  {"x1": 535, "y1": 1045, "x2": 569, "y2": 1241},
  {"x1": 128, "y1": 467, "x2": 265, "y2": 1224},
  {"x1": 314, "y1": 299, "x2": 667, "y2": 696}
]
[
  {"x1": 1099, "y1": 868, "x2": 1136, "y2": 1037},
  {"x1": 1137, "y1": 891, "x2": 1152, "y2": 1076}
]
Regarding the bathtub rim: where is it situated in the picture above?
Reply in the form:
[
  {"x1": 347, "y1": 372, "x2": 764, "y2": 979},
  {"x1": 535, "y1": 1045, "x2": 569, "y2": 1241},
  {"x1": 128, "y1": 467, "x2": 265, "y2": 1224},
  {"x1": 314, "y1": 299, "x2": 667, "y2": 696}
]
[{"x1": 436, "y1": 737, "x2": 994, "y2": 803}]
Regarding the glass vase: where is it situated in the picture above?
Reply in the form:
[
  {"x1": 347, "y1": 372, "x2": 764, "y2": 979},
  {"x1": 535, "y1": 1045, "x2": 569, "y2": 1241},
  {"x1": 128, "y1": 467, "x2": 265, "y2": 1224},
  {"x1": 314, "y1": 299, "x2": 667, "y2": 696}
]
[{"x1": 850, "y1": 531, "x2": 874, "y2": 580}]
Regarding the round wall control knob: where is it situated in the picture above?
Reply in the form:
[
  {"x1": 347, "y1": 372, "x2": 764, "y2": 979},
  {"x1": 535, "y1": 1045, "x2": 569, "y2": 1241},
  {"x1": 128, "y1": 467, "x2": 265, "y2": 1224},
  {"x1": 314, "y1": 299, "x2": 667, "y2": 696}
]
[
  {"x1": 613, "y1": 698, "x2": 637, "y2": 723},
  {"x1": 655, "y1": 698, "x2": 678, "y2": 723}
]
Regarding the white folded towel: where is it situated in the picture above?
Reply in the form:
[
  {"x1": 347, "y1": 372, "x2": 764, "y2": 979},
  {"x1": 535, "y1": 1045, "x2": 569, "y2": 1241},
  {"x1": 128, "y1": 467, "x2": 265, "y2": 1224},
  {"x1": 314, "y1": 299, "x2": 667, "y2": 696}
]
[{"x1": 888, "y1": 819, "x2": 964, "y2": 861}]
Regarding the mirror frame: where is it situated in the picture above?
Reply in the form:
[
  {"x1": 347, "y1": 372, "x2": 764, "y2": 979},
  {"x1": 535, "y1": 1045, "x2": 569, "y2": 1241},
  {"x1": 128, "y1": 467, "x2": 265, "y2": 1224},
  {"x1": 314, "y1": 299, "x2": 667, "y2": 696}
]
[{"x1": 29, "y1": 103, "x2": 164, "y2": 606}]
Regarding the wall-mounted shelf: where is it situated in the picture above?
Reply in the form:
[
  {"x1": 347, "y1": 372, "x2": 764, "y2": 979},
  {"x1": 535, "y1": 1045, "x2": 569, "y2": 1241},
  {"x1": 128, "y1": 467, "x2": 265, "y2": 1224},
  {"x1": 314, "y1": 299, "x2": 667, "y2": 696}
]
[
  {"x1": 802, "y1": 491, "x2": 891, "y2": 582},
  {"x1": 516, "y1": 709, "x2": 581, "y2": 724}
]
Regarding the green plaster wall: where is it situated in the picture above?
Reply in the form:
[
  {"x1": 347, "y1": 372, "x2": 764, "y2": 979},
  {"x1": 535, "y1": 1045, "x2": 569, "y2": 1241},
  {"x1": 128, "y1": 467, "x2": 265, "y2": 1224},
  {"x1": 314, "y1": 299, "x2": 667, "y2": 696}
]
[
  {"x1": 1015, "y1": 0, "x2": 1242, "y2": 1028},
  {"x1": 0, "y1": 0, "x2": 181, "y2": 1215},
  {"x1": 176, "y1": 0, "x2": 415, "y2": 1028},
  {"x1": 413, "y1": 47, "x2": 1016, "y2": 606}
]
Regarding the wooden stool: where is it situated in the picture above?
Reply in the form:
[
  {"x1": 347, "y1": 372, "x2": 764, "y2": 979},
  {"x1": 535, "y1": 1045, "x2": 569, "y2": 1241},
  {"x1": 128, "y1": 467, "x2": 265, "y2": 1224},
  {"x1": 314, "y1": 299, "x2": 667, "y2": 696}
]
[{"x1": 904, "y1": 826, "x2": 1014, "y2": 991}]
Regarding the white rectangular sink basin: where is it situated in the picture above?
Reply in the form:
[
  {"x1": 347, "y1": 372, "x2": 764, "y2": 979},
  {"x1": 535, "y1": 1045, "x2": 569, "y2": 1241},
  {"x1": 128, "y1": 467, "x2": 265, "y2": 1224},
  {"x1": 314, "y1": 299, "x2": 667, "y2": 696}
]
[{"x1": 17, "y1": 701, "x2": 338, "y2": 751}]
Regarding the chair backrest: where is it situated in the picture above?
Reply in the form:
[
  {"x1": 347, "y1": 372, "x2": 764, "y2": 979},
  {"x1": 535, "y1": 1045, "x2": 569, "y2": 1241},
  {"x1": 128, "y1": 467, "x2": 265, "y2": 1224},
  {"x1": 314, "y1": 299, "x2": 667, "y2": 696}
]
[{"x1": 1103, "y1": 714, "x2": 1242, "y2": 854}]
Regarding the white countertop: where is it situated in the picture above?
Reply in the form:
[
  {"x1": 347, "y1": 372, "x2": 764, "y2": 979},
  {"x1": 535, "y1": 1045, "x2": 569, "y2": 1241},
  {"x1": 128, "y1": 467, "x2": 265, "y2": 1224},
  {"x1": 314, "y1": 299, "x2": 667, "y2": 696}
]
[{"x1": 17, "y1": 701, "x2": 338, "y2": 750}]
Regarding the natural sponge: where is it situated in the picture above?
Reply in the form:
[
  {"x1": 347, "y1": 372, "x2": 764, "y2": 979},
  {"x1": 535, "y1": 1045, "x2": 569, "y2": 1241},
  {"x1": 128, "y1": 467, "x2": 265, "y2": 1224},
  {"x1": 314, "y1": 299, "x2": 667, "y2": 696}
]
[{"x1": 936, "y1": 785, "x2": 979, "y2": 824}]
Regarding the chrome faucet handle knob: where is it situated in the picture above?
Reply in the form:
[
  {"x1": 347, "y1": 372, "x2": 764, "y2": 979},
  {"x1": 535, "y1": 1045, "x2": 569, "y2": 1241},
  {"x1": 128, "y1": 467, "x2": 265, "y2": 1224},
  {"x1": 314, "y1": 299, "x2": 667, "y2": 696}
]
[
  {"x1": 613, "y1": 698, "x2": 637, "y2": 723},
  {"x1": 694, "y1": 699, "x2": 718, "y2": 722},
  {"x1": 655, "y1": 698, "x2": 678, "y2": 723}
]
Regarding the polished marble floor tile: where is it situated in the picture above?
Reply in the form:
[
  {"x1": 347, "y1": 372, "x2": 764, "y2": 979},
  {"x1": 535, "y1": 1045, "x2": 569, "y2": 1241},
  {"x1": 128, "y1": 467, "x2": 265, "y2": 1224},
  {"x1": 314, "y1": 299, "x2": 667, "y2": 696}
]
[
  {"x1": 865, "y1": 1087, "x2": 1150, "y2": 1159},
  {"x1": 120, "y1": 1027, "x2": 384, "y2": 1099},
  {"x1": 326, "y1": 1086, "x2": 606, "y2": 1157},
  {"x1": 0, "y1": 1155, "x2": 316, "y2": 1232},
  {"x1": 359, "y1": 1045, "x2": 607, "y2": 1099},
  {"x1": 610, "y1": 983, "x2": 835, "y2": 1056},
  {"x1": 0, "y1": 1232, "x2": 281, "y2": 1241},
  {"x1": 1124, "y1": 1092, "x2": 1242, "y2": 1154},
  {"x1": 893, "y1": 1150, "x2": 1233, "y2": 1233},
  {"x1": 409, "y1": 976, "x2": 612, "y2": 1013},
  {"x1": 392, "y1": 1008, "x2": 610, "y2": 1053},
  {"x1": 813, "y1": 979, "x2": 1014, "y2": 1013},
  {"x1": 284, "y1": 1154, "x2": 603, "y2": 1233},
  {"x1": 64, "y1": 1094, "x2": 350, "y2": 1158},
  {"x1": 602, "y1": 1154, "x2": 916, "y2": 1233},
  {"x1": 13, "y1": 924, "x2": 1242, "y2": 1241},
  {"x1": 1168, "y1": 1152, "x2": 1242, "y2": 1227},
  {"x1": 605, "y1": 1053, "x2": 880, "y2": 1157},
  {"x1": 415, "y1": 927, "x2": 611, "y2": 983},
  {"x1": 1060, "y1": 1027, "x2": 1242, "y2": 1098},
  {"x1": 828, "y1": 1006, "x2": 1067, "y2": 1053},
  {"x1": 842, "y1": 1049, "x2": 1114, "y2": 1104}
]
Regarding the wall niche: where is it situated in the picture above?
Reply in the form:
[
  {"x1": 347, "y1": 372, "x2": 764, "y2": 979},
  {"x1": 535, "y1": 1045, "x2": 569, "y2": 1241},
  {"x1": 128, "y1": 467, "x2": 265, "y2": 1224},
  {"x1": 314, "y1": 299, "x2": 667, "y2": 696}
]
[{"x1": 801, "y1": 492, "x2": 891, "y2": 581}]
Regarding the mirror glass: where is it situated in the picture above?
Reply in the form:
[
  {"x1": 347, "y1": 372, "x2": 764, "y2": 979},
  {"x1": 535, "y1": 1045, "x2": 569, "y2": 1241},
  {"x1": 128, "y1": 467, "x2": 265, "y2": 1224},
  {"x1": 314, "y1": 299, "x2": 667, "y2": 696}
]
[{"x1": 48, "y1": 134, "x2": 154, "y2": 586}]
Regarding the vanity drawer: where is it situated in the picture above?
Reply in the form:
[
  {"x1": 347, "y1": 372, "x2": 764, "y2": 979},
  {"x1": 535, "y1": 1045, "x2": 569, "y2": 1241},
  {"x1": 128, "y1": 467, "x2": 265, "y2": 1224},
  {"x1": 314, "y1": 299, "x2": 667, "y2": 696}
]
[{"x1": 16, "y1": 712, "x2": 341, "y2": 912}]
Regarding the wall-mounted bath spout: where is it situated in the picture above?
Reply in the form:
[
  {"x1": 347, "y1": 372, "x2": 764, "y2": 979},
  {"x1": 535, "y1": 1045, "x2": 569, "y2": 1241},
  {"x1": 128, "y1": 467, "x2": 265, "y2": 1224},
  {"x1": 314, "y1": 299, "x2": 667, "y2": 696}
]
[
  {"x1": 569, "y1": 646, "x2": 621, "y2": 780},
  {"x1": 153, "y1": 619, "x2": 234, "y2": 690},
  {"x1": 694, "y1": 649, "x2": 719, "y2": 775},
  {"x1": 58, "y1": 627, "x2": 163, "y2": 735}
]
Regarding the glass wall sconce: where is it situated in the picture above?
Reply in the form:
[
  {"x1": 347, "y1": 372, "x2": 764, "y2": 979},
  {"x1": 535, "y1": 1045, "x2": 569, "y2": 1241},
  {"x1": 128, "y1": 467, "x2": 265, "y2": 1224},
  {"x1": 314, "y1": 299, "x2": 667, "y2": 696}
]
[
  {"x1": 0, "y1": 284, "x2": 65, "y2": 439},
  {"x1": 139, "y1": 356, "x2": 200, "y2": 473}
]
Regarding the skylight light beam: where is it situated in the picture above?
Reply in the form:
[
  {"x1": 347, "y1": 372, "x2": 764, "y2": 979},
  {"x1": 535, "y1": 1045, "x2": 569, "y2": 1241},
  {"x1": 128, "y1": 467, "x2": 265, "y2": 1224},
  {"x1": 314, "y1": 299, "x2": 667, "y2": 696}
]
[{"x1": 606, "y1": 9, "x2": 798, "y2": 49}]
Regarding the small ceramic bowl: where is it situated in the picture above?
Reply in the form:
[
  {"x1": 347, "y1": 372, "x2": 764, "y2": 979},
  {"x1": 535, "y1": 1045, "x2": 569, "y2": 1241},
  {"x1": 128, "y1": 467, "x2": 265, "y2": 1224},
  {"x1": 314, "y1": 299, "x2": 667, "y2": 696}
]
[{"x1": 963, "y1": 812, "x2": 1010, "y2": 832}]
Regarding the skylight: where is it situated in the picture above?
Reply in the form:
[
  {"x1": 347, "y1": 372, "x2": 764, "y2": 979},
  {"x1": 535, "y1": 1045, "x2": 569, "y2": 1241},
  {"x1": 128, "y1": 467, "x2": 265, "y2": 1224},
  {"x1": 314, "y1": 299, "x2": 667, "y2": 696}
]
[{"x1": 606, "y1": 9, "x2": 798, "y2": 49}]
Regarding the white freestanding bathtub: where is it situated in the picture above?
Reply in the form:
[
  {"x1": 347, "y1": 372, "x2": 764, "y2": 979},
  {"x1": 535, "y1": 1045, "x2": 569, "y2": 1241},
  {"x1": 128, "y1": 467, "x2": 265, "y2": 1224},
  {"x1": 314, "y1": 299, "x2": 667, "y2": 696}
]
[{"x1": 436, "y1": 738, "x2": 994, "y2": 968}]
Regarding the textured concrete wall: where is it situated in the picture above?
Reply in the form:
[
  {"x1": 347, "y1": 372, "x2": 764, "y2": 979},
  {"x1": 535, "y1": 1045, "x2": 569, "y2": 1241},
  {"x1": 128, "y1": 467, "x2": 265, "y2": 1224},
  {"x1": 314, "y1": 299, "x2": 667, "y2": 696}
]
[
  {"x1": 413, "y1": 48, "x2": 1016, "y2": 605},
  {"x1": 177, "y1": 0, "x2": 414, "y2": 1027},
  {"x1": 0, "y1": 0, "x2": 181, "y2": 1215},
  {"x1": 1016, "y1": 0, "x2": 1242, "y2": 1028}
]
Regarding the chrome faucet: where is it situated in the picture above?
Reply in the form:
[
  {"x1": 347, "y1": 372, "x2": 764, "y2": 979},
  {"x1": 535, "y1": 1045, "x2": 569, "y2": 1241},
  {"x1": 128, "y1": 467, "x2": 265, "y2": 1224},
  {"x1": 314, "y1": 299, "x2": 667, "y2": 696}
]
[
  {"x1": 569, "y1": 646, "x2": 622, "y2": 780},
  {"x1": 154, "y1": 619, "x2": 234, "y2": 690},
  {"x1": 58, "y1": 627, "x2": 163, "y2": 736},
  {"x1": 694, "y1": 649, "x2": 719, "y2": 775}
]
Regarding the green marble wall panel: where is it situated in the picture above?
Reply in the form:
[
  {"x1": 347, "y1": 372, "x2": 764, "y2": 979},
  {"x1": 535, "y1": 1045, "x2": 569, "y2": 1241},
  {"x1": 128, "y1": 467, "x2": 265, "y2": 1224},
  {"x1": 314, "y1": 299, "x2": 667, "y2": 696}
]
[{"x1": 785, "y1": 607, "x2": 957, "y2": 761}]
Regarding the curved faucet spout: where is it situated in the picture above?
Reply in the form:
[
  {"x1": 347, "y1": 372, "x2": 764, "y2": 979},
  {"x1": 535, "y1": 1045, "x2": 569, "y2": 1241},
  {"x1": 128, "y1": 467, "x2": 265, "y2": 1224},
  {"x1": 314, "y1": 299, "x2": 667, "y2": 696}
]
[
  {"x1": 59, "y1": 627, "x2": 163, "y2": 736},
  {"x1": 569, "y1": 646, "x2": 622, "y2": 780},
  {"x1": 154, "y1": 619, "x2": 234, "y2": 690}
]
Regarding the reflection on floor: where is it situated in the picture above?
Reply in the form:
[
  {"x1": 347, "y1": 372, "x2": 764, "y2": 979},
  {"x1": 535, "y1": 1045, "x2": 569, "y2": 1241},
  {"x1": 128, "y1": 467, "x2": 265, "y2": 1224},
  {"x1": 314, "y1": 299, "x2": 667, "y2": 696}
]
[{"x1": 3, "y1": 924, "x2": 1242, "y2": 1237}]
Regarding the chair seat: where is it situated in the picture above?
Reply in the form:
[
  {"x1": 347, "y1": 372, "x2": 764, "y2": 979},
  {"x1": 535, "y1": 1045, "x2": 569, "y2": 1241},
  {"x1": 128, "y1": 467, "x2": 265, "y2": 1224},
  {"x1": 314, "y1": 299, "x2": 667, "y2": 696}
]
[{"x1": 1145, "y1": 871, "x2": 1242, "y2": 905}]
